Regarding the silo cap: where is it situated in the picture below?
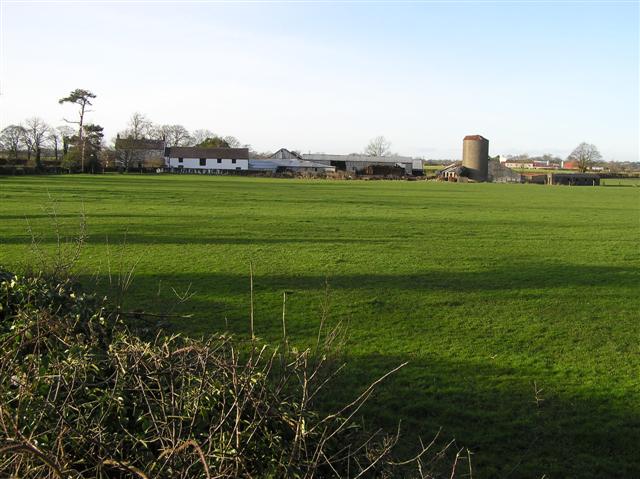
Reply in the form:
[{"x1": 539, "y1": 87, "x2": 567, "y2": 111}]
[{"x1": 463, "y1": 135, "x2": 487, "y2": 141}]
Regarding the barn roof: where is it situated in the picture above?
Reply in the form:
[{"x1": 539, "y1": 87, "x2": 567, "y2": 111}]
[
  {"x1": 270, "y1": 148, "x2": 303, "y2": 160},
  {"x1": 302, "y1": 153, "x2": 413, "y2": 164},
  {"x1": 166, "y1": 147, "x2": 250, "y2": 159},
  {"x1": 249, "y1": 159, "x2": 335, "y2": 171}
]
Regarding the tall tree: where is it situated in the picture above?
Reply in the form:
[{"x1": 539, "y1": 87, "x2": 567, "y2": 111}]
[
  {"x1": 120, "y1": 112, "x2": 153, "y2": 140},
  {"x1": 49, "y1": 126, "x2": 75, "y2": 163},
  {"x1": 59, "y1": 89, "x2": 96, "y2": 173},
  {"x1": 156, "y1": 124, "x2": 192, "y2": 146},
  {"x1": 364, "y1": 136, "x2": 392, "y2": 157},
  {"x1": 115, "y1": 113, "x2": 156, "y2": 172},
  {"x1": 0, "y1": 125, "x2": 26, "y2": 160},
  {"x1": 23, "y1": 117, "x2": 50, "y2": 171},
  {"x1": 84, "y1": 124, "x2": 104, "y2": 173},
  {"x1": 567, "y1": 142, "x2": 602, "y2": 173}
]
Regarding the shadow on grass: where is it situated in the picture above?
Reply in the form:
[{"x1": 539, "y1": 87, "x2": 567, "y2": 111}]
[
  {"x1": 59, "y1": 270, "x2": 640, "y2": 478},
  {"x1": 76, "y1": 263, "x2": 640, "y2": 298},
  {"x1": 321, "y1": 353, "x2": 640, "y2": 479}
]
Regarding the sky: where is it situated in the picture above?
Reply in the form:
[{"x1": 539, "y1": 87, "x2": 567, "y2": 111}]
[{"x1": 0, "y1": 1, "x2": 638, "y2": 161}]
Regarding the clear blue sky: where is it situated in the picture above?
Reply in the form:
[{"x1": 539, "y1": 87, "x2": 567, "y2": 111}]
[{"x1": 1, "y1": 1, "x2": 638, "y2": 161}]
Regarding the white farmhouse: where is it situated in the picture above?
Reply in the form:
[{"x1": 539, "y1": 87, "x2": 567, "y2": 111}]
[{"x1": 165, "y1": 147, "x2": 250, "y2": 172}]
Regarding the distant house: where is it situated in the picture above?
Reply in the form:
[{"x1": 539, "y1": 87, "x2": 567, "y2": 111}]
[
  {"x1": 504, "y1": 160, "x2": 535, "y2": 169},
  {"x1": 165, "y1": 147, "x2": 250, "y2": 172},
  {"x1": 562, "y1": 160, "x2": 580, "y2": 170},
  {"x1": 302, "y1": 153, "x2": 414, "y2": 175},
  {"x1": 114, "y1": 137, "x2": 165, "y2": 170}
]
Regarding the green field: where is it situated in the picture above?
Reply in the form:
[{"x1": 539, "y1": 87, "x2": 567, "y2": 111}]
[
  {"x1": 1, "y1": 174, "x2": 639, "y2": 477},
  {"x1": 601, "y1": 177, "x2": 640, "y2": 186}
]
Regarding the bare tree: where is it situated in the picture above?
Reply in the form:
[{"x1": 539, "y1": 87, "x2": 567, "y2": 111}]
[
  {"x1": 120, "y1": 112, "x2": 154, "y2": 140},
  {"x1": 567, "y1": 142, "x2": 602, "y2": 172},
  {"x1": 59, "y1": 89, "x2": 96, "y2": 173},
  {"x1": 49, "y1": 126, "x2": 75, "y2": 162},
  {"x1": 191, "y1": 129, "x2": 215, "y2": 146},
  {"x1": 365, "y1": 135, "x2": 392, "y2": 157},
  {"x1": 23, "y1": 117, "x2": 50, "y2": 170},
  {"x1": 156, "y1": 124, "x2": 192, "y2": 146},
  {"x1": 223, "y1": 135, "x2": 242, "y2": 148},
  {"x1": 0, "y1": 125, "x2": 26, "y2": 160},
  {"x1": 114, "y1": 113, "x2": 156, "y2": 172}
]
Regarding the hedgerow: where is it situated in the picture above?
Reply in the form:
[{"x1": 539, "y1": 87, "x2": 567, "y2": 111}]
[{"x1": 0, "y1": 272, "x2": 456, "y2": 478}]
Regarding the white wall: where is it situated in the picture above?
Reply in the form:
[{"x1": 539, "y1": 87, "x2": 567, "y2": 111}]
[{"x1": 166, "y1": 157, "x2": 248, "y2": 170}]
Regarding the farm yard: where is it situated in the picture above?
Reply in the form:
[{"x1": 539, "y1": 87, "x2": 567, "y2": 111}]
[{"x1": 1, "y1": 174, "x2": 638, "y2": 477}]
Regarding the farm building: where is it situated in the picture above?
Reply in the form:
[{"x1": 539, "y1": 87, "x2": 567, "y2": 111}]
[
  {"x1": 547, "y1": 173, "x2": 600, "y2": 186},
  {"x1": 301, "y1": 153, "x2": 414, "y2": 175},
  {"x1": 437, "y1": 163, "x2": 468, "y2": 181},
  {"x1": 462, "y1": 135, "x2": 489, "y2": 182},
  {"x1": 249, "y1": 158, "x2": 336, "y2": 174},
  {"x1": 114, "y1": 137, "x2": 165, "y2": 170},
  {"x1": 270, "y1": 148, "x2": 303, "y2": 160},
  {"x1": 488, "y1": 160, "x2": 522, "y2": 183},
  {"x1": 437, "y1": 135, "x2": 492, "y2": 182},
  {"x1": 165, "y1": 147, "x2": 249, "y2": 172},
  {"x1": 520, "y1": 172, "x2": 600, "y2": 185},
  {"x1": 521, "y1": 173, "x2": 547, "y2": 184}
]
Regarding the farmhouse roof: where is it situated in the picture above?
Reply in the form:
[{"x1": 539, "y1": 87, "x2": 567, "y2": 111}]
[
  {"x1": 115, "y1": 138, "x2": 165, "y2": 150},
  {"x1": 463, "y1": 135, "x2": 487, "y2": 141},
  {"x1": 166, "y1": 147, "x2": 250, "y2": 159}
]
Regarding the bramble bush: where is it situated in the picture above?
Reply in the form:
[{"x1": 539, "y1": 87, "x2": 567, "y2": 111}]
[{"x1": 0, "y1": 271, "x2": 459, "y2": 478}]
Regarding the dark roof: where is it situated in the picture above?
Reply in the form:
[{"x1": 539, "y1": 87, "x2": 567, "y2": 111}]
[
  {"x1": 463, "y1": 135, "x2": 487, "y2": 141},
  {"x1": 166, "y1": 147, "x2": 250, "y2": 160},
  {"x1": 115, "y1": 138, "x2": 165, "y2": 150},
  {"x1": 270, "y1": 148, "x2": 303, "y2": 160}
]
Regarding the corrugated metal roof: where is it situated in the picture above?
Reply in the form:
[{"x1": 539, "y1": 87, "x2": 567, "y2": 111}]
[
  {"x1": 249, "y1": 159, "x2": 335, "y2": 171},
  {"x1": 302, "y1": 153, "x2": 413, "y2": 164}
]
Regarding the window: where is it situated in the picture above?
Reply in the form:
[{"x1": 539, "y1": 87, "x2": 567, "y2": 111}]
[
  {"x1": 217, "y1": 159, "x2": 222, "y2": 164},
  {"x1": 199, "y1": 158, "x2": 206, "y2": 166},
  {"x1": 236, "y1": 167, "x2": 241, "y2": 170},
  {"x1": 231, "y1": 159, "x2": 236, "y2": 164},
  {"x1": 178, "y1": 158, "x2": 183, "y2": 163}
]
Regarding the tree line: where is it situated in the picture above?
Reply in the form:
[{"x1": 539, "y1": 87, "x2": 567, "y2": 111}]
[
  {"x1": 1, "y1": 87, "x2": 612, "y2": 175},
  {"x1": 0, "y1": 89, "x2": 254, "y2": 173}
]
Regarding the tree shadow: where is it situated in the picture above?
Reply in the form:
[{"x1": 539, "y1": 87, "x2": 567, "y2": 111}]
[
  {"x1": 51, "y1": 267, "x2": 640, "y2": 478},
  {"x1": 318, "y1": 353, "x2": 640, "y2": 478}
]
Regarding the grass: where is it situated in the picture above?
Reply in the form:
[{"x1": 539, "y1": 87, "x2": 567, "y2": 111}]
[
  {"x1": 1, "y1": 174, "x2": 639, "y2": 478},
  {"x1": 601, "y1": 177, "x2": 640, "y2": 186}
]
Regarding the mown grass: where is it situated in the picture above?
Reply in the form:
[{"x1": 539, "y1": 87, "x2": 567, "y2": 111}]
[{"x1": 1, "y1": 174, "x2": 639, "y2": 478}]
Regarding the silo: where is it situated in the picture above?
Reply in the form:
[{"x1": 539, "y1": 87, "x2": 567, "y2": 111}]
[{"x1": 462, "y1": 135, "x2": 489, "y2": 182}]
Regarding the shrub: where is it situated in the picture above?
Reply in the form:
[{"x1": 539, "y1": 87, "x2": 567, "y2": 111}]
[{"x1": 0, "y1": 272, "x2": 453, "y2": 478}]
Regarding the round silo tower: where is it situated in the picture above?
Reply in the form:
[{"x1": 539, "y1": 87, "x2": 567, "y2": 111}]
[{"x1": 462, "y1": 135, "x2": 489, "y2": 182}]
